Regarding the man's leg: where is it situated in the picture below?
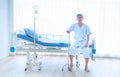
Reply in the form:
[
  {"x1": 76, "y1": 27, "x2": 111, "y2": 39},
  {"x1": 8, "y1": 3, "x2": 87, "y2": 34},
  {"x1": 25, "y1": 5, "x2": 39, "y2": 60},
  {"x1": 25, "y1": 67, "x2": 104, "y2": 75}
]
[
  {"x1": 68, "y1": 44, "x2": 78, "y2": 71},
  {"x1": 82, "y1": 47, "x2": 90, "y2": 72},
  {"x1": 85, "y1": 58, "x2": 90, "y2": 72},
  {"x1": 70, "y1": 55, "x2": 74, "y2": 67},
  {"x1": 68, "y1": 55, "x2": 74, "y2": 71}
]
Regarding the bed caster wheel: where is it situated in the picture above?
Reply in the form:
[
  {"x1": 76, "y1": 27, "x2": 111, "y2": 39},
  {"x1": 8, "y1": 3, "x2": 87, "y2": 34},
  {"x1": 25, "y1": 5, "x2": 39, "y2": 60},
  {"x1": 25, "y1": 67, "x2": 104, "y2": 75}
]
[
  {"x1": 76, "y1": 65, "x2": 80, "y2": 68},
  {"x1": 38, "y1": 69, "x2": 41, "y2": 71},
  {"x1": 62, "y1": 68, "x2": 64, "y2": 71},
  {"x1": 38, "y1": 68, "x2": 41, "y2": 71},
  {"x1": 39, "y1": 62, "x2": 42, "y2": 65},
  {"x1": 76, "y1": 64, "x2": 80, "y2": 68},
  {"x1": 24, "y1": 68, "x2": 27, "y2": 71},
  {"x1": 38, "y1": 66, "x2": 41, "y2": 71},
  {"x1": 92, "y1": 59, "x2": 95, "y2": 61}
]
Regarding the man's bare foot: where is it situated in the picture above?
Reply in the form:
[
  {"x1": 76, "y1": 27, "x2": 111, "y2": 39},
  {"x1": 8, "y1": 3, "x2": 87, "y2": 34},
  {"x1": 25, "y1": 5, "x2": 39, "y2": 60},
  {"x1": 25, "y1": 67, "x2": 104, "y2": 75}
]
[
  {"x1": 68, "y1": 64, "x2": 73, "y2": 72},
  {"x1": 68, "y1": 66, "x2": 72, "y2": 71},
  {"x1": 85, "y1": 68, "x2": 90, "y2": 72}
]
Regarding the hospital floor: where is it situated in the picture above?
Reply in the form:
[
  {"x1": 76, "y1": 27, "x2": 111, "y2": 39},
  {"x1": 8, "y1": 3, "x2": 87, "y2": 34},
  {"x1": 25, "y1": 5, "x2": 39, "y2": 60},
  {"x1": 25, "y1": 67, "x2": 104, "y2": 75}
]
[{"x1": 0, "y1": 55, "x2": 120, "y2": 77}]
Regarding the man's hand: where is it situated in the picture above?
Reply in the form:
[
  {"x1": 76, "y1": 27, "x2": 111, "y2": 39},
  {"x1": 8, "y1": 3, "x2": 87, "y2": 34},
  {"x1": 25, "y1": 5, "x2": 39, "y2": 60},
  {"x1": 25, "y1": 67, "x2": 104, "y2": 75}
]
[
  {"x1": 66, "y1": 30, "x2": 70, "y2": 34},
  {"x1": 84, "y1": 35, "x2": 90, "y2": 48},
  {"x1": 84, "y1": 43, "x2": 88, "y2": 48}
]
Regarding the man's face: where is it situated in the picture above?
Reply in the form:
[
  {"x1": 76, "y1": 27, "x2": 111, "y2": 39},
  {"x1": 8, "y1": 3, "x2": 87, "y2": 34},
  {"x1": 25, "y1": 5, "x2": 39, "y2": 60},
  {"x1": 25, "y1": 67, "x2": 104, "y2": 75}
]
[{"x1": 77, "y1": 16, "x2": 83, "y2": 22}]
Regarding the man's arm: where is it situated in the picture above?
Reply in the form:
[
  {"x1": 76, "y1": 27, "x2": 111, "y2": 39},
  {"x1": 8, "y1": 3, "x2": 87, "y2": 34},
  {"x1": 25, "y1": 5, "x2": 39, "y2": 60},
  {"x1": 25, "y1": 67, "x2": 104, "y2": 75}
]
[{"x1": 84, "y1": 35, "x2": 90, "y2": 47}]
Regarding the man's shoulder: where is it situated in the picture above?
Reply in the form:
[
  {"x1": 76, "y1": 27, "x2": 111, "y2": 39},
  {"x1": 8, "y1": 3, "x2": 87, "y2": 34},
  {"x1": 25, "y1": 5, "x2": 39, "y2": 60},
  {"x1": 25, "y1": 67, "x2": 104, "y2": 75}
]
[
  {"x1": 71, "y1": 23, "x2": 77, "y2": 26},
  {"x1": 83, "y1": 23, "x2": 89, "y2": 28},
  {"x1": 72, "y1": 23, "x2": 77, "y2": 25},
  {"x1": 83, "y1": 23, "x2": 88, "y2": 26}
]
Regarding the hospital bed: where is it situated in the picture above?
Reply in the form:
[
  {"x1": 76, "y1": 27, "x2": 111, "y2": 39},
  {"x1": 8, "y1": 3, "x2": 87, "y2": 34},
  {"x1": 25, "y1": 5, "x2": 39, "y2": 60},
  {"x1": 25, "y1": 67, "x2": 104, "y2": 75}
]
[
  {"x1": 17, "y1": 33, "x2": 69, "y2": 48},
  {"x1": 15, "y1": 28, "x2": 70, "y2": 71},
  {"x1": 15, "y1": 29, "x2": 69, "y2": 53},
  {"x1": 15, "y1": 28, "x2": 96, "y2": 71}
]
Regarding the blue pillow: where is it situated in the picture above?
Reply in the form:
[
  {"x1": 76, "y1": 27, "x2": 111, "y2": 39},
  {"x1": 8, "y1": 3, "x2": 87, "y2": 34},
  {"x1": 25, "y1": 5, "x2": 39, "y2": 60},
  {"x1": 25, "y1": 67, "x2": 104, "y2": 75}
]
[{"x1": 24, "y1": 28, "x2": 38, "y2": 39}]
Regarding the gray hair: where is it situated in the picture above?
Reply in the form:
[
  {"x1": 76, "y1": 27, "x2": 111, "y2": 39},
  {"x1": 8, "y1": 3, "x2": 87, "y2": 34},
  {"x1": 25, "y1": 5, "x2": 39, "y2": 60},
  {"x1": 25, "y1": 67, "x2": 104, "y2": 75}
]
[{"x1": 76, "y1": 14, "x2": 83, "y2": 18}]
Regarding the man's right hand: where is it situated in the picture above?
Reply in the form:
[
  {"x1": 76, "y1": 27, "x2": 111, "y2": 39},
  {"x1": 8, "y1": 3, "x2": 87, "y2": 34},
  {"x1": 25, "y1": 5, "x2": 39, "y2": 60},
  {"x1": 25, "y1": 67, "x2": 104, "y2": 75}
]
[{"x1": 66, "y1": 30, "x2": 70, "y2": 34}]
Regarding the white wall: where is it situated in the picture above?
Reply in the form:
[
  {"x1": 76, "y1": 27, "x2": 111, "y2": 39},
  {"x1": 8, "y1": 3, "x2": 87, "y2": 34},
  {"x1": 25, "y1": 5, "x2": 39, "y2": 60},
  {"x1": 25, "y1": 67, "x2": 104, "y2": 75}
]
[
  {"x1": 0, "y1": 0, "x2": 13, "y2": 59},
  {"x1": 14, "y1": 0, "x2": 120, "y2": 57}
]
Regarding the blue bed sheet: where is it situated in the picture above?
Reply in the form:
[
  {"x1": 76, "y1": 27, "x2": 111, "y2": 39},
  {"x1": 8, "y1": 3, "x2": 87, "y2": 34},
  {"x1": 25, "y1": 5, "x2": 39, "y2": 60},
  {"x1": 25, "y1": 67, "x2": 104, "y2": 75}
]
[{"x1": 17, "y1": 33, "x2": 69, "y2": 47}]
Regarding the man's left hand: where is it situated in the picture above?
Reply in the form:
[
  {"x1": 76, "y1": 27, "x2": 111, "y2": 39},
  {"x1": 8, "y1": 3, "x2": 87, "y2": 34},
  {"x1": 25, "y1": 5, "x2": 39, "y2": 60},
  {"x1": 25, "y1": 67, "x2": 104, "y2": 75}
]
[{"x1": 84, "y1": 43, "x2": 88, "y2": 48}]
